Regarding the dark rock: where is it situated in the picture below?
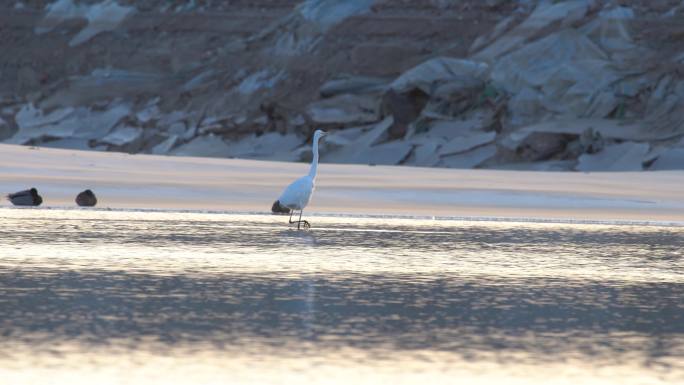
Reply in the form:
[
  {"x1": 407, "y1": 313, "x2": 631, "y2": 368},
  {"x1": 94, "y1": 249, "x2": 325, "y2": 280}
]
[
  {"x1": 319, "y1": 75, "x2": 388, "y2": 98},
  {"x1": 516, "y1": 132, "x2": 576, "y2": 162},
  {"x1": 76, "y1": 189, "x2": 97, "y2": 207},
  {"x1": 7, "y1": 188, "x2": 42, "y2": 206},
  {"x1": 576, "y1": 142, "x2": 650, "y2": 172},
  {"x1": 307, "y1": 94, "x2": 381, "y2": 126},
  {"x1": 650, "y1": 148, "x2": 684, "y2": 170},
  {"x1": 0, "y1": 117, "x2": 16, "y2": 141},
  {"x1": 565, "y1": 127, "x2": 606, "y2": 159},
  {"x1": 579, "y1": 127, "x2": 605, "y2": 154},
  {"x1": 380, "y1": 88, "x2": 429, "y2": 139},
  {"x1": 428, "y1": 78, "x2": 486, "y2": 117},
  {"x1": 350, "y1": 44, "x2": 424, "y2": 75},
  {"x1": 260, "y1": 101, "x2": 290, "y2": 134},
  {"x1": 271, "y1": 200, "x2": 291, "y2": 214}
]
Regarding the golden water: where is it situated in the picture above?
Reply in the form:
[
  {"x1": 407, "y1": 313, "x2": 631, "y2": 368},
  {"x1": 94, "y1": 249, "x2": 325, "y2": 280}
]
[{"x1": 1, "y1": 209, "x2": 682, "y2": 384}]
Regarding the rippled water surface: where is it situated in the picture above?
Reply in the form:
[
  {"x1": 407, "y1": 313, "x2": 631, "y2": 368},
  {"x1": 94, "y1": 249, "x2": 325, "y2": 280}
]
[{"x1": 1, "y1": 208, "x2": 683, "y2": 384}]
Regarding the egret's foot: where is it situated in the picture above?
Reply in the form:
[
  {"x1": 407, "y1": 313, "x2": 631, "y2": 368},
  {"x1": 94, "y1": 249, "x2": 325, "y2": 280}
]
[{"x1": 293, "y1": 220, "x2": 310, "y2": 230}]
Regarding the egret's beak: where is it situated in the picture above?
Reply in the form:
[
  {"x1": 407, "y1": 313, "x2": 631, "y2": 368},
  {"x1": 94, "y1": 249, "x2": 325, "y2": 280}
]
[{"x1": 321, "y1": 131, "x2": 328, "y2": 136}]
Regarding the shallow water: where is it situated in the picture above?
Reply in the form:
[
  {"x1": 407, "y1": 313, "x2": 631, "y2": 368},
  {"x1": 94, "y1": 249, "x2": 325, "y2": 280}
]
[{"x1": 0, "y1": 208, "x2": 683, "y2": 384}]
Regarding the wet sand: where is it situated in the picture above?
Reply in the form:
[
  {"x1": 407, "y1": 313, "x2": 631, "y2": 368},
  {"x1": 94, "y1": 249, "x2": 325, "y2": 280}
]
[{"x1": 1, "y1": 144, "x2": 683, "y2": 222}]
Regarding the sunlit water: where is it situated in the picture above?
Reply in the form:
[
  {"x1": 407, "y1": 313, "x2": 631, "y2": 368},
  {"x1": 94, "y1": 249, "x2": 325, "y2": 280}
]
[{"x1": 0, "y1": 208, "x2": 682, "y2": 384}]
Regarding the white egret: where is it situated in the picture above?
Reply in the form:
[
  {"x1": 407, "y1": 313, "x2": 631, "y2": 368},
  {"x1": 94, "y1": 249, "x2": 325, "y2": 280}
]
[{"x1": 275, "y1": 129, "x2": 328, "y2": 229}]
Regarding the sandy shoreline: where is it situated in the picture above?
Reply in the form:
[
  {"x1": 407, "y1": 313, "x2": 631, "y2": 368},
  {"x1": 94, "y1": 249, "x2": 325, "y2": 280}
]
[{"x1": 1, "y1": 144, "x2": 683, "y2": 222}]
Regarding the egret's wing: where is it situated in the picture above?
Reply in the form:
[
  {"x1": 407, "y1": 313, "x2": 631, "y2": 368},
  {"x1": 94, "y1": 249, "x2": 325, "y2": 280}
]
[{"x1": 278, "y1": 176, "x2": 313, "y2": 209}]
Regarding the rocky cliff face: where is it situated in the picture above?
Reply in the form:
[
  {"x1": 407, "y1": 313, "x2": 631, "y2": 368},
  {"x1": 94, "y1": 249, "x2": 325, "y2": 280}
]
[{"x1": 2, "y1": 0, "x2": 684, "y2": 171}]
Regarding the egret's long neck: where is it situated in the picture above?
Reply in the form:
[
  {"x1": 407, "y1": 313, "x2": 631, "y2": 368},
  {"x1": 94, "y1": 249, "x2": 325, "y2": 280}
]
[{"x1": 308, "y1": 136, "x2": 320, "y2": 179}]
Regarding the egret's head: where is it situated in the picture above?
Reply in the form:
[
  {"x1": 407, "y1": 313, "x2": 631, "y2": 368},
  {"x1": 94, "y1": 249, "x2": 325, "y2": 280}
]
[{"x1": 314, "y1": 129, "x2": 328, "y2": 140}]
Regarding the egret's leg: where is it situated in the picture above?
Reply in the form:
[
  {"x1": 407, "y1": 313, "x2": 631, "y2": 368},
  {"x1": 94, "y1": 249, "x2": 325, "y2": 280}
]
[
  {"x1": 299, "y1": 210, "x2": 311, "y2": 230},
  {"x1": 287, "y1": 210, "x2": 309, "y2": 230},
  {"x1": 288, "y1": 210, "x2": 297, "y2": 227}
]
